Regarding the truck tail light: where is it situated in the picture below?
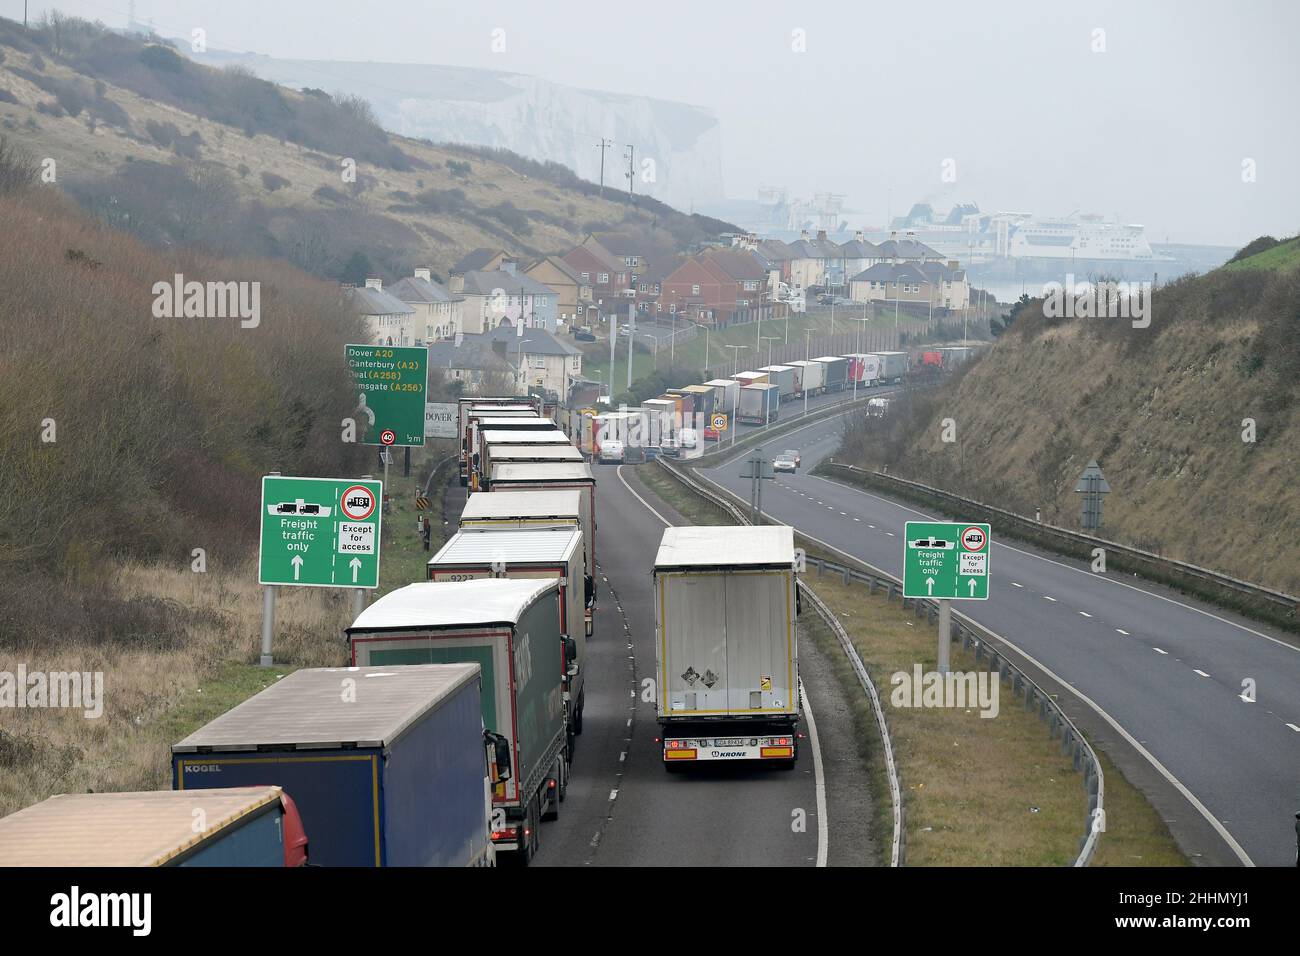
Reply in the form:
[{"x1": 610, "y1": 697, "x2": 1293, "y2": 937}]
[{"x1": 491, "y1": 827, "x2": 517, "y2": 841}]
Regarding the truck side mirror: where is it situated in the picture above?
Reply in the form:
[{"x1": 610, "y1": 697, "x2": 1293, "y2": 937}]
[
  {"x1": 796, "y1": 586, "x2": 802, "y2": 617},
  {"x1": 585, "y1": 574, "x2": 596, "y2": 607},
  {"x1": 563, "y1": 635, "x2": 579, "y2": 676},
  {"x1": 485, "y1": 731, "x2": 511, "y2": 784}
]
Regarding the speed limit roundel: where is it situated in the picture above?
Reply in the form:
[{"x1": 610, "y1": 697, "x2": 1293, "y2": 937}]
[
  {"x1": 380, "y1": 429, "x2": 396, "y2": 445},
  {"x1": 961, "y1": 526, "x2": 987, "y2": 552}
]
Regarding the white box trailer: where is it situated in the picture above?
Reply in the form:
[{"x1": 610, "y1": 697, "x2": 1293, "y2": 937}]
[
  {"x1": 487, "y1": 463, "x2": 598, "y2": 637},
  {"x1": 871, "y1": 351, "x2": 909, "y2": 383},
  {"x1": 458, "y1": 490, "x2": 592, "y2": 637},
  {"x1": 844, "y1": 353, "x2": 883, "y2": 387},
  {"x1": 347, "y1": 580, "x2": 570, "y2": 863},
  {"x1": 484, "y1": 445, "x2": 585, "y2": 466},
  {"x1": 429, "y1": 528, "x2": 588, "y2": 737},
  {"x1": 653, "y1": 526, "x2": 800, "y2": 769},
  {"x1": 787, "y1": 359, "x2": 824, "y2": 396},
  {"x1": 758, "y1": 365, "x2": 797, "y2": 401},
  {"x1": 479, "y1": 429, "x2": 570, "y2": 487},
  {"x1": 459, "y1": 399, "x2": 542, "y2": 485}
]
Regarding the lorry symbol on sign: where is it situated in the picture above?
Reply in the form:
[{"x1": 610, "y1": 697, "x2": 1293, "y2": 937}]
[
  {"x1": 267, "y1": 499, "x2": 332, "y2": 517},
  {"x1": 909, "y1": 537, "x2": 952, "y2": 550},
  {"x1": 961, "y1": 527, "x2": 987, "y2": 551}
]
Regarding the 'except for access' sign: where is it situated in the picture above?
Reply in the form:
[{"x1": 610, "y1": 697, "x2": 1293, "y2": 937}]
[
  {"x1": 347, "y1": 344, "x2": 428, "y2": 447},
  {"x1": 902, "y1": 521, "x2": 990, "y2": 600},
  {"x1": 259, "y1": 476, "x2": 383, "y2": 589}
]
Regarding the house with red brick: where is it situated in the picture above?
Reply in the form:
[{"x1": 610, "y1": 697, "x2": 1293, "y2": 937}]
[
  {"x1": 661, "y1": 247, "x2": 781, "y2": 327},
  {"x1": 561, "y1": 235, "x2": 630, "y2": 301}
]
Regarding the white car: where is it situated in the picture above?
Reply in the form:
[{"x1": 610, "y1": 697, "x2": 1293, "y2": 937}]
[{"x1": 773, "y1": 453, "x2": 798, "y2": 473}]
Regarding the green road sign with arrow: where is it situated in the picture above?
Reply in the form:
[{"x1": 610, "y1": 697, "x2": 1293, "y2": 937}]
[
  {"x1": 259, "y1": 476, "x2": 383, "y2": 589},
  {"x1": 902, "y1": 521, "x2": 990, "y2": 600},
  {"x1": 347, "y1": 344, "x2": 428, "y2": 447}
]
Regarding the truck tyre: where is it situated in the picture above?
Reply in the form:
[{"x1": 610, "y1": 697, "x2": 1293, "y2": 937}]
[
  {"x1": 521, "y1": 797, "x2": 540, "y2": 864},
  {"x1": 543, "y1": 758, "x2": 562, "y2": 820},
  {"x1": 574, "y1": 693, "x2": 585, "y2": 734}
]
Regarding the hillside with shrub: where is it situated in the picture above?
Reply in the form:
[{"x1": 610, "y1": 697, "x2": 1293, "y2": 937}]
[
  {"x1": 0, "y1": 178, "x2": 375, "y2": 626},
  {"x1": 839, "y1": 239, "x2": 1300, "y2": 593},
  {"x1": 0, "y1": 14, "x2": 735, "y2": 284}
]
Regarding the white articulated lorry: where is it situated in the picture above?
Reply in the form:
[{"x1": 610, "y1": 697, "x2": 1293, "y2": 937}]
[{"x1": 652, "y1": 525, "x2": 801, "y2": 770}]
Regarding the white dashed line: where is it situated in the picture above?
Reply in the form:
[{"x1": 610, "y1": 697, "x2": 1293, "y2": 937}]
[
  {"x1": 1153, "y1": 647, "x2": 1168, "y2": 655},
  {"x1": 1193, "y1": 670, "x2": 1210, "y2": 678},
  {"x1": 1287, "y1": 724, "x2": 1300, "y2": 733},
  {"x1": 1116, "y1": 628, "x2": 1130, "y2": 635},
  {"x1": 1043, "y1": 596, "x2": 1057, "y2": 602},
  {"x1": 609, "y1": 790, "x2": 619, "y2": 800},
  {"x1": 1011, "y1": 582, "x2": 1023, "y2": 588},
  {"x1": 885, "y1": 531, "x2": 895, "y2": 537},
  {"x1": 1078, "y1": 611, "x2": 1092, "y2": 618}
]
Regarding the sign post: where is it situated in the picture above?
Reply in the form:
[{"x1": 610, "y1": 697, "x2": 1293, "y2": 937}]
[
  {"x1": 258, "y1": 475, "x2": 384, "y2": 664},
  {"x1": 740, "y1": 446, "x2": 775, "y2": 523},
  {"x1": 347, "y1": 345, "x2": 428, "y2": 447},
  {"x1": 903, "y1": 521, "x2": 991, "y2": 674}
]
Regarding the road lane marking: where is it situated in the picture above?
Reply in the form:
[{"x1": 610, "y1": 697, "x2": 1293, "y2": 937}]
[
  {"x1": 800, "y1": 678, "x2": 829, "y2": 868},
  {"x1": 1287, "y1": 724, "x2": 1300, "y2": 733},
  {"x1": 1043, "y1": 596, "x2": 1057, "y2": 602},
  {"x1": 1078, "y1": 611, "x2": 1092, "y2": 617},
  {"x1": 1154, "y1": 647, "x2": 1169, "y2": 655},
  {"x1": 616, "y1": 464, "x2": 670, "y2": 525},
  {"x1": 788, "y1": 456, "x2": 1300, "y2": 657},
  {"x1": 1011, "y1": 582, "x2": 1024, "y2": 588},
  {"x1": 1194, "y1": 670, "x2": 1210, "y2": 678},
  {"x1": 1116, "y1": 628, "x2": 1130, "y2": 635}
]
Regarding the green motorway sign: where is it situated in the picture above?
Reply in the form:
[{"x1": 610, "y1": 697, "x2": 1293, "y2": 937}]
[
  {"x1": 347, "y1": 344, "x2": 428, "y2": 447},
  {"x1": 259, "y1": 476, "x2": 383, "y2": 589},
  {"x1": 902, "y1": 521, "x2": 990, "y2": 600}
]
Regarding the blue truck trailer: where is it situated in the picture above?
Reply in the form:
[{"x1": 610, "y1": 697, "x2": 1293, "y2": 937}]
[
  {"x1": 172, "y1": 663, "x2": 496, "y2": 867},
  {"x1": 0, "y1": 787, "x2": 306, "y2": 866}
]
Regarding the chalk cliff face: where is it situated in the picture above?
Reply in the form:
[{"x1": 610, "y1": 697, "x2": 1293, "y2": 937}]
[{"x1": 200, "y1": 52, "x2": 725, "y2": 209}]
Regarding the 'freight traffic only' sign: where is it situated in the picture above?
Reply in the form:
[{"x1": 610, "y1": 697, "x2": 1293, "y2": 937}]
[{"x1": 259, "y1": 476, "x2": 383, "y2": 589}]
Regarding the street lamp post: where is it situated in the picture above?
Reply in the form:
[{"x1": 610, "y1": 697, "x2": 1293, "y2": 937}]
[
  {"x1": 722, "y1": 344, "x2": 748, "y2": 447},
  {"x1": 803, "y1": 328, "x2": 813, "y2": 418}
]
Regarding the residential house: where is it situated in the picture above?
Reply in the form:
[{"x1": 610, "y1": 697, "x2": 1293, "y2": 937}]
[
  {"x1": 867, "y1": 233, "x2": 946, "y2": 266},
  {"x1": 526, "y1": 255, "x2": 594, "y2": 328},
  {"x1": 451, "y1": 247, "x2": 510, "y2": 274},
  {"x1": 787, "y1": 230, "x2": 843, "y2": 291},
  {"x1": 562, "y1": 235, "x2": 631, "y2": 309},
  {"x1": 849, "y1": 260, "x2": 969, "y2": 311},
  {"x1": 660, "y1": 247, "x2": 775, "y2": 326},
  {"x1": 425, "y1": 337, "x2": 524, "y2": 396},
  {"x1": 484, "y1": 325, "x2": 583, "y2": 402},
  {"x1": 346, "y1": 277, "x2": 416, "y2": 346},
  {"x1": 387, "y1": 268, "x2": 462, "y2": 342},
  {"x1": 451, "y1": 259, "x2": 560, "y2": 334},
  {"x1": 837, "y1": 232, "x2": 882, "y2": 288},
  {"x1": 592, "y1": 233, "x2": 649, "y2": 284}
]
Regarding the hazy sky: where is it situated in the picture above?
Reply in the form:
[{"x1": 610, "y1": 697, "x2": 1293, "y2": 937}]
[{"x1": 16, "y1": 0, "x2": 1300, "y2": 245}]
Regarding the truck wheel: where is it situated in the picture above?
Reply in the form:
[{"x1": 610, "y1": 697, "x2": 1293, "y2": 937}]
[
  {"x1": 543, "y1": 759, "x2": 562, "y2": 820},
  {"x1": 574, "y1": 694, "x2": 585, "y2": 734},
  {"x1": 775, "y1": 758, "x2": 797, "y2": 771},
  {"x1": 521, "y1": 798, "x2": 540, "y2": 864}
]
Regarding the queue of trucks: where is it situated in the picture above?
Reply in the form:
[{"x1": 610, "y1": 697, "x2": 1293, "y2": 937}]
[{"x1": 1, "y1": 392, "x2": 813, "y2": 868}]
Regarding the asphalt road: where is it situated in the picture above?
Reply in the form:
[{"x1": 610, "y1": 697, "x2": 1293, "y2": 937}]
[
  {"x1": 699, "y1": 409, "x2": 1300, "y2": 866},
  {"x1": 447, "y1": 445, "x2": 877, "y2": 866}
]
